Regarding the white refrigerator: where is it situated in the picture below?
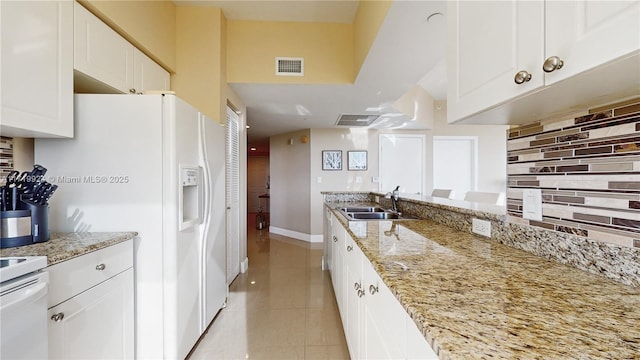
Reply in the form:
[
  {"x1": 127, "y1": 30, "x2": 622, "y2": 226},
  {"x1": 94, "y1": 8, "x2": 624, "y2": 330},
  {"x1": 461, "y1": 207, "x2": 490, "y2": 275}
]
[{"x1": 35, "y1": 93, "x2": 227, "y2": 359}]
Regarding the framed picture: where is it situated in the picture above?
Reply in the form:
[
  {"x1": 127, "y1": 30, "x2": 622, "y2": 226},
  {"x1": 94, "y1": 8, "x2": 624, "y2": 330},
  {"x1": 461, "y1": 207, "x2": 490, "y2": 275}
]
[
  {"x1": 322, "y1": 150, "x2": 342, "y2": 171},
  {"x1": 348, "y1": 150, "x2": 367, "y2": 171}
]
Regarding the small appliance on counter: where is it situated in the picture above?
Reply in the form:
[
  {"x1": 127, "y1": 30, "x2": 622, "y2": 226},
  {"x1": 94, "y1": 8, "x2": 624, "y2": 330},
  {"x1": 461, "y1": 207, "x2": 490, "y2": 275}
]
[{"x1": 1, "y1": 165, "x2": 57, "y2": 248}]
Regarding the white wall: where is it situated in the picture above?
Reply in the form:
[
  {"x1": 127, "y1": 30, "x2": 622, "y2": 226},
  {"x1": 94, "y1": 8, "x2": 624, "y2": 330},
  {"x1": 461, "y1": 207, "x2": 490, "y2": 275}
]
[{"x1": 431, "y1": 101, "x2": 508, "y2": 197}]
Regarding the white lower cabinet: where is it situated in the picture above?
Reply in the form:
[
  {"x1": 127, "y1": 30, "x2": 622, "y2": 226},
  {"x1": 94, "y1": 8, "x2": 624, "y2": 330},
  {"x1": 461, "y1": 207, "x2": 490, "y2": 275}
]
[
  {"x1": 48, "y1": 269, "x2": 134, "y2": 359},
  {"x1": 363, "y1": 260, "x2": 406, "y2": 359},
  {"x1": 406, "y1": 316, "x2": 438, "y2": 360},
  {"x1": 47, "y1": 240, "x2": 134, "y2": 359},
  {"x1": 326, "y1": 217, "x2": 438, "y2": 359},
  {"x1": 343, "y1": 236, "x2": 363, "y2": 359},
  {"x1": 331, "y1": 214, "x2": 346, "y2": 318}
]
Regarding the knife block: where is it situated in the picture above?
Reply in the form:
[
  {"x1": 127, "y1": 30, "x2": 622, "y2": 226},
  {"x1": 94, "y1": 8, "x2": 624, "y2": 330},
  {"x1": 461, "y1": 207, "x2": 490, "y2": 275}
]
[
  {"x1": 0, "y1": 202, "x2": 49, "y2": 248},
  {"x1": 24, "y1": 202, "x2": 50, "y2": 244},
  {"x1": 0, "y1": 209, "x2": 32, "y2": 248}
]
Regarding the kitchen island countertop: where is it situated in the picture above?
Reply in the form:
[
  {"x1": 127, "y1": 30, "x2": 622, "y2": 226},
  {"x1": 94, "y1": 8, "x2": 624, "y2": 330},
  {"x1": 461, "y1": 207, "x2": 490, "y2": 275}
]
[
  {"x1": 326, "y1": 202, "x2": 640, "y2": 360},
  {"x1": 0, "y1": 232, "x2": 137, "y2": 266}
]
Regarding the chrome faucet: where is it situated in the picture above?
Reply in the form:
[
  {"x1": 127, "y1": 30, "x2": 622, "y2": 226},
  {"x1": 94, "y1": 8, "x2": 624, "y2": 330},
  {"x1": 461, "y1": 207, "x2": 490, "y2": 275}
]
[{"x1": 385, "y1": 186, "x2": 400, "y2": 214}]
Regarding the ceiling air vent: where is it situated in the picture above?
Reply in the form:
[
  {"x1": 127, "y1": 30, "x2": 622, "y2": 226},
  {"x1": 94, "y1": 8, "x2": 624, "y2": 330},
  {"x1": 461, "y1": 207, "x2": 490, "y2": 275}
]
[
  {"x1": 335, "y1": 114, "x2": 380, "y2": 127},
  {"x1": 276, "y1": 57, "x2": 304, "y2": 76}
]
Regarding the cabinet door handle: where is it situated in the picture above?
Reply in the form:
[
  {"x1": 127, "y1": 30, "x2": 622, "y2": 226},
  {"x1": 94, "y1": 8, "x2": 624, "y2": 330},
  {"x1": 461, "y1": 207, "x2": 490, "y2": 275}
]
[
  {"x1": 354, "y1": 282, "x2": 361, "y2": 291},
  {"x1": 51, "y1": 313, "x2": 65, "y2": 322},
  {"x1": 346, "y1": 245, "x2": 353, "y2": 252},
  {"x1": 369, "y1": 285, "x2": 379, "y2": 295},
  {"x1": 357, "y1": 289, "x2": 365, "y2": 298},
  {"x1": 129, "y1": 88, "x2": 137, "y2": 94},
  {"x1": 514, "y1": 70, "x2": 532, "y2": 84},
  {"x1": 542, "y1": 56, "x2": 564, "y2": 73},
  {"x1": 333, "y1": 236, "x2": 338, "y2": 242},
  {"x1": 95, "y1": 263, "x2": 106, "y2": 271}
]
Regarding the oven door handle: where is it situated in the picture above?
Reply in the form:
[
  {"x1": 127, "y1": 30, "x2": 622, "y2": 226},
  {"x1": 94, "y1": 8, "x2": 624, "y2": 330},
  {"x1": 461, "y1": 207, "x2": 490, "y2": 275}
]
[{"x1": 0, "y1": 282, "x2": 47, "y2": 313}]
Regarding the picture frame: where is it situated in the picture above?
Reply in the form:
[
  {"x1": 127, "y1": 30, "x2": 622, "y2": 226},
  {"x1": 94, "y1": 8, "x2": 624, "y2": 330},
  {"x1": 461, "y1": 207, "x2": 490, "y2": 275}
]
[
  {"x1": 322, "y1": 150, "x2": 342, "y2": 171},
  {"x1": 348, "y1": 150, "x2": 367, "y2": 171}
]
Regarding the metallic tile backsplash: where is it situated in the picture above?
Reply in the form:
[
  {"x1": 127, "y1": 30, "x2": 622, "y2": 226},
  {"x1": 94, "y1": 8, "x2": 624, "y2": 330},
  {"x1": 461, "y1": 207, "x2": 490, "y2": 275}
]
[
  {"x1": 507, "y1": 98, "x2": 640, "y2": 249},
  {"x1": 0, "y1": 137, "x2": 13, "y2": 184}
]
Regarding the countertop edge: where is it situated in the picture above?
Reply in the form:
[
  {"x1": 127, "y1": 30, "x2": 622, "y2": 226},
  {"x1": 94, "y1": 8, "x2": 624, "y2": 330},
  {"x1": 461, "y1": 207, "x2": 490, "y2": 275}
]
[{"x1": 0, "y1": 232, "x2": 138, "y2": 266}]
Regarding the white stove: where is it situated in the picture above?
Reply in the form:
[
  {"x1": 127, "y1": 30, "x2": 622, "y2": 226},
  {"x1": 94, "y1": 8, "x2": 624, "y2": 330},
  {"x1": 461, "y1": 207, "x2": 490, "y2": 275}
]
[
  {"x1": 0, "y1": 256, "x2": 49, "y2": 359},
  {"x1": 0, "y1": 256, "x2": 47, "y2": 282}
]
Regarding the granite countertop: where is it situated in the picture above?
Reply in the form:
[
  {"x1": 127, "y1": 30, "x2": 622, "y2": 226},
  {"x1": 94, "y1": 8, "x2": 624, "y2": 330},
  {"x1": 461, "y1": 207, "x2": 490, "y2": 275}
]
[
  {"x1": 0, "y1": 232, "x2": 138, "y2": 266},
  {"x1": 369, "y1": 191, "x2": 507, "y2": 220},
  {"x1": 328, "y1": 204, "x2": 640, "y2": 359}
]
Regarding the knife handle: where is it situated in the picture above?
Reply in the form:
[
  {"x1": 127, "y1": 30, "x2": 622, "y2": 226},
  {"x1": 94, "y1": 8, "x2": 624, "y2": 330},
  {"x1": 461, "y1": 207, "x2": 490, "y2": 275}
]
[
  {"x1": 11, "y1": 186, "x2": 18, "y2": 211},
  {"x1": 1, "y1": 187, "x2": 6, "y2": 212}
]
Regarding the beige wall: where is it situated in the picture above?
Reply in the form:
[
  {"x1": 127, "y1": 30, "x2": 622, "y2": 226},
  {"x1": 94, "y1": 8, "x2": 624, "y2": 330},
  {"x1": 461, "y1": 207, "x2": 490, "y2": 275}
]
[
  {"x1": 227, "y1": 20, "x2": 354, "y2": 84},
  {"x1": 81, "y1": 0, "x2": 176, "y2": 72},
  {"x1": 173, "y1": 6, "x2": 223, "y2": 122},
  {"x1": 11, "y1": 138, "x2": 34, "y2": 172},
  {"x1": 309, "y1": 128, "x2": 381, "y2": 234},
  {"x1": 393, "y1": 84, "x2": 435, "y2": 129},
  {"x1": 270, "y1": 130, "x2": 311, "y2": 234},
  {"x1": 353, "y1": 0, "x2": 392, "y2": 78}
]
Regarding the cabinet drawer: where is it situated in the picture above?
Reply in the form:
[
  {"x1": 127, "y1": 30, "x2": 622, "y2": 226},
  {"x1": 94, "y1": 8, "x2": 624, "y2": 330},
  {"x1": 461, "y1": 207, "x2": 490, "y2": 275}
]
[
  {"x1": 47, "y1": 240, "x2": 133, "y2": 308},
  {"x1": 48, "y1": 268, "x2": 134, "y2": 360}
]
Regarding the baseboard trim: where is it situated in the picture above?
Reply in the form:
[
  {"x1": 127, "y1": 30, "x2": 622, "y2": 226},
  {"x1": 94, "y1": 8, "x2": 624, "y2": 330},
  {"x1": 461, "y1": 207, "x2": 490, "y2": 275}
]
[
  {"x1": 269, "y1": 226, "x2": 323, "y2": 243},
  {"x1": 240, "y1": 257, "x2": 249, "y2": 273}
]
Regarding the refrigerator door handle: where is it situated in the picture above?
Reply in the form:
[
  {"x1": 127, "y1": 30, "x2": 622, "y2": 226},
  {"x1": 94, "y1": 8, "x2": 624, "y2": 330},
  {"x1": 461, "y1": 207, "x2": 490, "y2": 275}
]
[
  {"x1": 199, "y1": 120, "x2": 211, "y2": 227},
  {"x1": 201, "y1": 165, "x2": 210, "y2": 226},
  {"x1": 198, "y1": 115, "x2": 217, "y2": 333}
]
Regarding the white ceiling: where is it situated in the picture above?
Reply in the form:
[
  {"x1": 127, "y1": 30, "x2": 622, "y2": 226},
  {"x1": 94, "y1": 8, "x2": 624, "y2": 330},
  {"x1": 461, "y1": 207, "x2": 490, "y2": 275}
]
[{"x1": 195, "y1": 0, "x2": 448, "y2": 144}]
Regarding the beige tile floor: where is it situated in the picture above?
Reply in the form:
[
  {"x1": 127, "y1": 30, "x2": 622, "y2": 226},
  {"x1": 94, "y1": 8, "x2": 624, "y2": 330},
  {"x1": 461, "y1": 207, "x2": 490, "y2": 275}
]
[{"x1": 188, "y1": 214, "x2": 350, "y2": 359}]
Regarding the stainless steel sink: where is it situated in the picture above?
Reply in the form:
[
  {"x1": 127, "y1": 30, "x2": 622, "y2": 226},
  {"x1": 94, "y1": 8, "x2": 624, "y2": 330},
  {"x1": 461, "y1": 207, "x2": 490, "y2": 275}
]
[
  {"x1": 337, "y1": 207, "x2": 416, "y2": 221},
  {"x1": 339, "y1": 206, "x2": 385, "y2": 213},
  {"x1": 348, "y1": 212, "x2": 401, "y2": 220}
]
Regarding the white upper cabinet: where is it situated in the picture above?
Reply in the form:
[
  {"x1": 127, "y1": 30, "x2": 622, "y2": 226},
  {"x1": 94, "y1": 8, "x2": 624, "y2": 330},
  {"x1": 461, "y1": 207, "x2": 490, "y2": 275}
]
[
  {"x1": 133, "y1": 48, "x2": 170, "y2": 94},
  {"x1": 74, "y1": 1, "x2": 169, "y2": 94},
  {"x1": 1, "y1": 0, "x2": 73, "y2": 138},
  {"x1": 447, "y1": 0, "x2": 640, "y2": 125},
  {"x1": 545, "y1": 1, "x2": 640, "y2": 84},
  {"x1": 447, "y1": 1, "x2": 544, "y2": 123},
  {"x1": 74, "y1": 1, "x2": 134, "y2": 94}
]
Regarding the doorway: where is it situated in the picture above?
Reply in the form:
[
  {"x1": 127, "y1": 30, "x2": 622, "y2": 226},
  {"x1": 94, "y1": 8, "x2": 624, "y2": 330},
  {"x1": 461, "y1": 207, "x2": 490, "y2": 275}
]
[
  {"x1": 226, "y1": 106, "x2": 241, "y2": 284},
  {"x1": 378, "y1": 134, "x2": 425, "y2": 197},
  {"x1": 433, "y1": 136, "x2": 477, "y2": 201},
  {"x1": 247, "y1": 144, "x2": 270, "y2": 230}
]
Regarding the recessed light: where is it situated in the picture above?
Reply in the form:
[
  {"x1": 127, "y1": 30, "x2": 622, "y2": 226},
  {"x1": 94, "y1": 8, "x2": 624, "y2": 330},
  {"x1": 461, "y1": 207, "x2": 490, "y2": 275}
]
[{"x1": 250, "y1": 147, "x2": 257, "y2": 151}]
